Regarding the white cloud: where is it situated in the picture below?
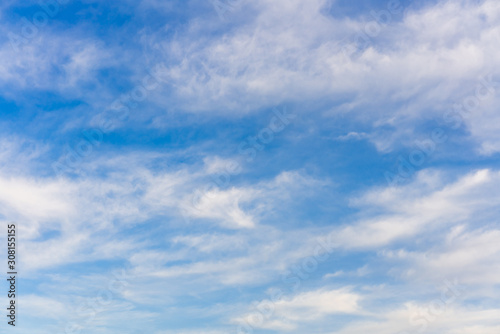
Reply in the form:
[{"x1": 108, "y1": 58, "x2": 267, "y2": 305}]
[
  {"x1": 183, "y1": 187, "x2": 258, "y2": 228},
  {"x1": 141, "y1": 0, "x2": 500, "y2": 154},
  {"x1": 387, "y1": 227, "x2": 500, "y2": 286},
  {"x1": 332, "y1": 303, "x2": 500, "y2": 334},
  {"x1": 0, "y1": 27, "x2": 112, "y2": 96},
  {"x1": 21, "y1": 295, "x2": 69, "y2": 320},
  {"x1": 324, "y1": 169, "x2": 500, "y2": 249},
  {"x1": 234, "y1": 288, "x2": 362, "y2": 331},
  {"x1": 180, "y1": 170, "x2": 326, "y2": 229}
]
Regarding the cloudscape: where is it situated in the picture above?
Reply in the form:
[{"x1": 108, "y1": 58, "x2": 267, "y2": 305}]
[{"x1": 1, "y1": 0, "x2": 500, "y2": 333}]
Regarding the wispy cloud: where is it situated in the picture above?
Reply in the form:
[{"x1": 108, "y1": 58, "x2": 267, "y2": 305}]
[{"x1": 1, "y1": 0, "x2": 499, "y2": 333}]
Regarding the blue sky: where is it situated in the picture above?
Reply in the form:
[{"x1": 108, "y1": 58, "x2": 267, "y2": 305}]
[{"x1": 1, "y1": 0, "x2": 500, "y2": 333}]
